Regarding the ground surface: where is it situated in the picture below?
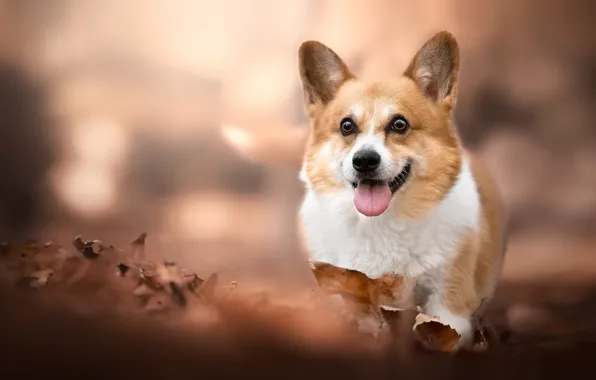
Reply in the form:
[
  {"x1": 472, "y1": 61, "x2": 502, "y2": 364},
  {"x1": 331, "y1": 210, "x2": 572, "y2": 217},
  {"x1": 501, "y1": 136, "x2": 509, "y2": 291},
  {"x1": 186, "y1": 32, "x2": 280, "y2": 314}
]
[
  {"x1": 2, "y1": 234, "x2": 596, "y2": 379},
  {"x1": 3, "y1": 280, "x2": 596, "y2": 378}
]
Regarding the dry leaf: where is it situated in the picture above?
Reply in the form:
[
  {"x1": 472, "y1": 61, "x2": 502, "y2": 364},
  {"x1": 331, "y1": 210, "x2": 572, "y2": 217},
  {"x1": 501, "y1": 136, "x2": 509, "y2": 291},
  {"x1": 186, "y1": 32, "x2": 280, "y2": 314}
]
[
  {"x1": 156, "y1": 262, "x2": 189, "y2": 307},
  {"x1": 309, "y1": 261, "x2": 410, "y2": 338},
  {"x1": 182, "y1": 272, "x2": 204, "y2": 291},
  {"x1": 139, "y1": 270, "x2": 163, "y2": 291},
  {"x1": 130, "y1": 232, "x2": 147, "y2": 260},
  {"x1": 413, "y1": 313, "x2": 461, "y2": 352},
  {"x1": 309, "y1": 261, "x2": 413, "y2": 309},
  {"x1": 73, "y1": 236, "x2": 105, "y2": 259},
  {"x1": 198, "y1": 273, "x2": 218, "y2": 300}
]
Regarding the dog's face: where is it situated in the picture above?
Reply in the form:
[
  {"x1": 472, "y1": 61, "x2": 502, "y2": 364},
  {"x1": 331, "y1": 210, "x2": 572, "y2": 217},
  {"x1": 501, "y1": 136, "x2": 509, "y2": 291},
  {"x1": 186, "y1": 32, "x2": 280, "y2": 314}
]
[{"x1": 299, "y1": 32, "x2": 463, "y2": 218}]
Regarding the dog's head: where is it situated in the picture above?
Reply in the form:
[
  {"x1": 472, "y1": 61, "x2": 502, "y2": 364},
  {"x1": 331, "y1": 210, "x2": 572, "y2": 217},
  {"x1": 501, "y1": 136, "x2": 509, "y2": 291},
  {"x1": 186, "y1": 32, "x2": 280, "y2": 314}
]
[{"x1": 299, "y1": 31, "x2": 463, "y2": 218}]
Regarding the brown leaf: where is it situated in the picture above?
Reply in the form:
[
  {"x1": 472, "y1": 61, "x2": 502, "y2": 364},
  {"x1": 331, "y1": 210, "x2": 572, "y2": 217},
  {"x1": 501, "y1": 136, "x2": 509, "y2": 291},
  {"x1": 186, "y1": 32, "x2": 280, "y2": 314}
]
[
  {"x1": 130, "y1": 232, "x2": 147, "y2": 260},
  {"x1": 310, "y1": 262, "x2": 407, "y2": 338},
  {"x1": 156, "y1": 261, "x2": 182, "y2": 283},
  {"x1": 158, "y1": 262, "x2": 185, "y2": 302},
  {"x1": 139, "y1": 270, "x2": 163, "y2": 291},
  {"x1": 182, "y1": 273, "x2": 204, "y2": 291},
  {"x1": 309, "y1": 261, "x2": 413, "y2": 309},
  {"x1": 131, "y1": 232, "x2": 147, "y2": 245},
  {"x1": 72, "y1": 236, "x2": 105, "y2": 259},
  {"x1": 168, "y1": 282, "x2": 187, "y2": 307},
  {"x1": 412, "y1": 313, "x2": 461, "y2": 352},
  {"x1": 198, "y1": 273, "x2": 218, "y2": 300}
]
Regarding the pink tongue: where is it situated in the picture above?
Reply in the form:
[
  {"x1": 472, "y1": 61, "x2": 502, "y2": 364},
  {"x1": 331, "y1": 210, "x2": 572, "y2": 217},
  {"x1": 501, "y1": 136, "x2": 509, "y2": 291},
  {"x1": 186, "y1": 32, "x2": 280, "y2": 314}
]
[{"x1": 354, "y1": 182, "x2": 392, "y2": 216}]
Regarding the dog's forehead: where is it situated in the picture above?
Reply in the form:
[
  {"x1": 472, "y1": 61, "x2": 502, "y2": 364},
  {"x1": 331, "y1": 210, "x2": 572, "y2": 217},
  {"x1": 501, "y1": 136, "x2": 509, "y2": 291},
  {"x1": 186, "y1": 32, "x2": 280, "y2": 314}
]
[{"x1": 336, "y1": 78, "x2": 418, "y2": 123}]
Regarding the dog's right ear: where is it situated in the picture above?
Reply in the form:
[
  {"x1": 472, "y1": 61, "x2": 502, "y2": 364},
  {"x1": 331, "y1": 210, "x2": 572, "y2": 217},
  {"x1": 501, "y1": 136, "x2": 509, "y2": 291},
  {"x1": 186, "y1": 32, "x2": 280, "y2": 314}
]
[{"x1": 298, "y1": 41, "x2": 353, "y2": 110}]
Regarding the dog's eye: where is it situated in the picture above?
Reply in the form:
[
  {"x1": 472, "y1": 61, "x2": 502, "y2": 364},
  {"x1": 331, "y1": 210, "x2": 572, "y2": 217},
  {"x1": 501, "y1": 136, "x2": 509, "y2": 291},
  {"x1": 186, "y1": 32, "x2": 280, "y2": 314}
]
[
  {"x1": 339, "y1": 118, "x2": 357, "y2": 136},
  {"x1": 389, "y1": 115, "x2": 409, "y2": 134}
]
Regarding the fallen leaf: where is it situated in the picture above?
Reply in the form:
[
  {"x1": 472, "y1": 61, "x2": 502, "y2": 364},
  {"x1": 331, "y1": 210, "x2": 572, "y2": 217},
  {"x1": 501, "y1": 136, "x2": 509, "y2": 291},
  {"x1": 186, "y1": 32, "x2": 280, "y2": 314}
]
[
  {"x1": 73, "y1": 236, "x2": 104, "y2": 259},
  {"x1": 182, "y1": 273, "x2": 204, "y2": 291},
  {"x1": 198, "y1": 273, "x2": 218, "y2": 300},
  {"x1": 412, "y1": 313, "x2": 461, "y2": 352},
  {"x1": 309, "y1": 261, "x2": 413, "y2": 309},
  {"x1": 310, "y1": 261, "x2": 419, "y2": 340},
  {"x1": 130, "y1": 232, "x2": 147, "y2": 260},
  {"x1": 156, "y1": 262, "x2": 189, "y2": 307},
  {"x1": 168, "y1": 282, "x2": 187, "y2": 307},
  {"x1": 139, "y1": 270, "x2": 163, "y2": 291},
  {"x1": 157, "y1": 261, "x2": 183, "y2": 283}
]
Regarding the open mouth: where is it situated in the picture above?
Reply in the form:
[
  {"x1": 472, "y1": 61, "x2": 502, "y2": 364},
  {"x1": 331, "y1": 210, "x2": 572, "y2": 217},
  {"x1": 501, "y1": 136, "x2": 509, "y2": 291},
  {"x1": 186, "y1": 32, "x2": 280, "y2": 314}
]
[
  {"x1": 351, "y1": 161, "x2": 412, "y2": 193},
  {"x1": 350, "y1": 161, "x2": 412, "y2": 217}
]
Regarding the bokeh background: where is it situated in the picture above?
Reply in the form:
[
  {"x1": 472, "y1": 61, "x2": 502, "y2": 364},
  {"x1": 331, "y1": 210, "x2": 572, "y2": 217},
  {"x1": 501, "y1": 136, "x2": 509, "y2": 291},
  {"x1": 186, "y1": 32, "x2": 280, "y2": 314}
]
[{"x1": 1, "y1": 0, "x2": 596, "y2": 289}]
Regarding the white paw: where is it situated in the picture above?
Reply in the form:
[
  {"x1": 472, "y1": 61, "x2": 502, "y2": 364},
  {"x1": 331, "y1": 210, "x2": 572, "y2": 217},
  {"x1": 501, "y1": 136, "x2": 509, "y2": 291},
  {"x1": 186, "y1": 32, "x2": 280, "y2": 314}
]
[{"x1": 423, "y1": 305, "x2": 474, "y2": 348}]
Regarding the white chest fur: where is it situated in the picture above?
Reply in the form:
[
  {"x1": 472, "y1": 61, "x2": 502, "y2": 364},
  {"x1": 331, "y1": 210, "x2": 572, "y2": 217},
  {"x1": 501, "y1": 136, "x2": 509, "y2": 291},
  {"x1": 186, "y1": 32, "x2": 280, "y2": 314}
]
[{"x1": 298, "y1": 158, "x2": 480, "y2": 279}]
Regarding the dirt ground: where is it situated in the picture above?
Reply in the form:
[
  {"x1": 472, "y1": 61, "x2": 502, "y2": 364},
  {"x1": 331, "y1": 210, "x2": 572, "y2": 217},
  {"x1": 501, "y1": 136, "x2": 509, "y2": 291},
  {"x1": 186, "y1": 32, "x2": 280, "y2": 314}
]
[{"x1": 3, "y1": 251, "x2": 596, "y2": 380}]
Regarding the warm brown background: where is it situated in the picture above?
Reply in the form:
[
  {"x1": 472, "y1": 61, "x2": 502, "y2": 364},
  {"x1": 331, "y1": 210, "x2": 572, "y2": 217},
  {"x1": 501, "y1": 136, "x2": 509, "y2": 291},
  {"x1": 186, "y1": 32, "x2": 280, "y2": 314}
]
[{"x1": 1, "y1": 0, "x2": 596, "y2": 288}]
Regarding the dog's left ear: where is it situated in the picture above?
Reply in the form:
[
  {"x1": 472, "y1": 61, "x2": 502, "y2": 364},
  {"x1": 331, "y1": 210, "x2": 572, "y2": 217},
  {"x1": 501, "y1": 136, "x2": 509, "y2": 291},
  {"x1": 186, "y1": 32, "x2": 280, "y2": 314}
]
[{"x1": 404, "y1": 31, "x2": 460, "y2": 111}]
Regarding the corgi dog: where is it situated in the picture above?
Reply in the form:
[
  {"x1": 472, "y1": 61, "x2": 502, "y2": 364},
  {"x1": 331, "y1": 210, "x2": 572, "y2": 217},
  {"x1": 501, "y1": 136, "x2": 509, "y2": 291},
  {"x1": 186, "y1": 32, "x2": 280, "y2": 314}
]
[{"x1": 223, "y1": 31, "x2": 507, "y2": 350}]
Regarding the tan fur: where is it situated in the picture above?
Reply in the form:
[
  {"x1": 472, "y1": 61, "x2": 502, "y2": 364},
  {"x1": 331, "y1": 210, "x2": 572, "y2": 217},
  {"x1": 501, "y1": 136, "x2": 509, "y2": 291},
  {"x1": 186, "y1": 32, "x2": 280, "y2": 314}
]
[{"x1": 439, "y1": 153, "x2": 507, "y2": 317}]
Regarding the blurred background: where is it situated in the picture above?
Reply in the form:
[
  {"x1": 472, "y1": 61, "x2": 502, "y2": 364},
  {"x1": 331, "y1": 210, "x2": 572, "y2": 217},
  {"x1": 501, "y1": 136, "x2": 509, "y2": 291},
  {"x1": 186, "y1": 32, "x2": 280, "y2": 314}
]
[{"x1": 1, "y1": 0, "x2": 596, "y2": 288}]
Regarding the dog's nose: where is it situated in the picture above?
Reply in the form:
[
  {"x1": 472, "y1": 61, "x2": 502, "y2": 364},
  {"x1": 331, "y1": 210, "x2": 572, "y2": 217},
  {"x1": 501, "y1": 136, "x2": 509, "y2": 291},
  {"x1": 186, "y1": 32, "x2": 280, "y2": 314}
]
[{"x1": 352, "y1": 150, "x2": 381, "y2": 173}]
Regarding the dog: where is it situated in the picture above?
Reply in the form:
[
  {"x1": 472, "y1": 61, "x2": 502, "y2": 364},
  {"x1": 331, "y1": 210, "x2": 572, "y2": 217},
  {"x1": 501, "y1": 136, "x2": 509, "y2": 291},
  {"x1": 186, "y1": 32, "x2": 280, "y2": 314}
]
[{"x1": 223, "y1": 31, "x2": 507, "y2": 350}]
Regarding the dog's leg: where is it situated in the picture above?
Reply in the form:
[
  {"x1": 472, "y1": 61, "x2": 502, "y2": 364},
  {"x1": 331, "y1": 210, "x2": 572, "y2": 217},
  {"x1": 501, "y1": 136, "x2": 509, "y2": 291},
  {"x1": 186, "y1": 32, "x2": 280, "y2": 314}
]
[
  {"x1": 415, "y1": 269, "x2": 482, "y2": 350},
  {"x1": 422, "y1": 291, "x2": 475, "y2": 349}
]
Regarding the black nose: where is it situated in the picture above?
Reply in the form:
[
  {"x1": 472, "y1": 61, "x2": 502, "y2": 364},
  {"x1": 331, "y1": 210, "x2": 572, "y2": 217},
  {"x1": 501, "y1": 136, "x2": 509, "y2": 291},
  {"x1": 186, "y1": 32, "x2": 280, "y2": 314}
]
[{"x1": 352, "y1": 150, "x2": 381, "y2": 173}]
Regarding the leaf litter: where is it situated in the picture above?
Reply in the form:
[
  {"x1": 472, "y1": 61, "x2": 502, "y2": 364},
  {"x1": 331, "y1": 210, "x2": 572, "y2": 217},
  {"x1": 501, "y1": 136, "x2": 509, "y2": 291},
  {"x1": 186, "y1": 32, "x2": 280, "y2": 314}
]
[{"x1": 0, "y1": 233, "x2": 496, "y2": 354}]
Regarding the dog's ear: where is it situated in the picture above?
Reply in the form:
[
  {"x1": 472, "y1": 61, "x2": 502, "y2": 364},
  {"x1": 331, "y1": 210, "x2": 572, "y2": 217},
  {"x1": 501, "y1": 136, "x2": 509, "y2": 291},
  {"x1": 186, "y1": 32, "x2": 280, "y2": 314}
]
[
  {"x1": 404, "y1": 31, "x2": 460, "y2": 111},
  {"x1": 299, "y1": 41, "x2": 354, "y2": 110}
]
